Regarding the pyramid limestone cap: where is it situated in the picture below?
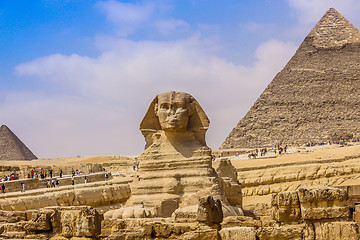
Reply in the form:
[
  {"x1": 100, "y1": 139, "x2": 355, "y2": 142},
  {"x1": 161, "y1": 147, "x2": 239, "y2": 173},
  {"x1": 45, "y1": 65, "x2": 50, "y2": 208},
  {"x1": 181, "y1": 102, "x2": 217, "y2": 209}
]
[{"x1": 307, "y1": 8, "x2": 360, "y2": 48}]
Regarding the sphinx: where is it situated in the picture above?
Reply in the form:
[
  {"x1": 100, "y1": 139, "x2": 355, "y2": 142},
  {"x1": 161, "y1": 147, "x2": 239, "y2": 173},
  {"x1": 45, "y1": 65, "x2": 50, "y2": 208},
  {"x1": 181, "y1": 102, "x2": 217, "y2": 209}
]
[{"x1": 105, "y1": 91, "x2": 243, "y2": 219}]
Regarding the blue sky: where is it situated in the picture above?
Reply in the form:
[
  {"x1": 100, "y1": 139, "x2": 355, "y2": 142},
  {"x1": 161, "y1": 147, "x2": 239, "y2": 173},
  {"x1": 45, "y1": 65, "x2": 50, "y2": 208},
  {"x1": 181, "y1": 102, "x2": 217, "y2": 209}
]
[{"x1": 1, "y1": 0, "x2": 360, "y2": 158}]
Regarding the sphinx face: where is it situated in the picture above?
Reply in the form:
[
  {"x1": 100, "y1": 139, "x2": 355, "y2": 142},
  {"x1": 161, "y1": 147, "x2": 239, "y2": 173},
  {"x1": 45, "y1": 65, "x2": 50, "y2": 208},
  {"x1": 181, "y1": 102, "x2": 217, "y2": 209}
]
[{"x1": 155, "y1": 92, "x2": 191, "y2": 132}]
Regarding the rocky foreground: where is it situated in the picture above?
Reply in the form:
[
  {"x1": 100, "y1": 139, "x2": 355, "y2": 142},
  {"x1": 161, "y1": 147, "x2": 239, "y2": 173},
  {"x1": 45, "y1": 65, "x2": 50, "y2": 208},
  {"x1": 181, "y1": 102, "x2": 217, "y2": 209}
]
[{"x1": 0, "y1": 143, "x2": 359, "y2": 239}]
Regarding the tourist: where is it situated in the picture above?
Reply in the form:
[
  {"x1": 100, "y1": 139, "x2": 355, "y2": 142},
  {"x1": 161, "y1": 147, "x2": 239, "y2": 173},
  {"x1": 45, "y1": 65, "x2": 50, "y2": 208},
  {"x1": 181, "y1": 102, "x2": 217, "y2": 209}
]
[
  {"x1": 133, "y1": 163, "x2": 136, "y2": 171},
  {"x1": 20, "y1": 182, "x2": 25, "y2": 192},
  {"x1": 31, "y1": 169, "x2": 34, "y2": 178},
  {"x1": 1, "y1": 184, "x2": 5, "y2": 193},
  {"x1": 72, "y1": 176, "x2": 74, "y2": 185},
  {"x1": 50, "y1": 169, "x2": 53, "y2": 178},
  {"x1": 84, "y1": 176, "x2": 87, "y2": 184},
  {"x1": 46, "y1": 180, "x2": 50, "y2": 188},
  {"x1": 59, "y1": 170, "x2": 63, "y2": 178},
  {"x1": 103, "y1": 167, "x2": 105, "y2": 172},
  {"x1": 56, "y1": 179, "x2": 59, "y2": 187},
  {"x1": 51, "y1": 179, "x2": 55, "y2": 188}
]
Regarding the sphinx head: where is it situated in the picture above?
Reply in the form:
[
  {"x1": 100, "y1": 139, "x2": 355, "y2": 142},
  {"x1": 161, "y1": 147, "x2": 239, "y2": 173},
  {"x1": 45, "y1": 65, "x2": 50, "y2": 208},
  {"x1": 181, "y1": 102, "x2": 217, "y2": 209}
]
[
  {"x1": 154, "y1": 92, "x2": 194, "y2": 132},
  {"x1": 140, "y1": 91, "x2": 209, "y2": 149}
]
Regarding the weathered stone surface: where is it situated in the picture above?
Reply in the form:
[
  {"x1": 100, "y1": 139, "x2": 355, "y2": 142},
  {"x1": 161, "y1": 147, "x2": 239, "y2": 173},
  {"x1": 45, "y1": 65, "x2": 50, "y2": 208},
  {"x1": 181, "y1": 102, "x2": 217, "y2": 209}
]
[
  {"x1": 238, "y1": 154, "x2": 360, "y2": 213},
  {"x1": 58, "y1": 206, "x2": 103, "y2": 237},
  {"x1": 197, "y1": 196, "x2": 223, "y2": 224},
  {"x1": 159, "y1": 199, "x2": 178, "y2": 218},
  {"x1": 271, "y1": 191, "x2": 301, "y2": 222},
  {"x1": 221, "y1": 8, "x2": 360, "y2": 149},
  {"x1": 24, "y1": 209, "x2": 54, "y2": 231},
  {"x1": 182, "y1": 229, "x2": 218, "y2": 240},
  {"x1": 298, "y1": 186, "x2": 349, "y2": 220},
  {"x1": 109, "y1": 92, "x2": 243, "y2": 219},
  {"x1": 308, "y1": 221, "x2": 360, "y2": 240},
  {"x1": 0, "y1": 210, "x2": 27, "y2": 223},
  {"x1": 297, "y1": 185, "x2": 348, "y2": 203},
  {"x1": 219, "y1": 227, "x2": 257, "y2": 240},
  {"x1": 173, "y1": 205, "x2": 199, "y2": 222},
  {"x1": 0, "y1": 181, "x2": 130, "y2": 211},
  {"x1": 354, "y1": 205, "x2": 360, "y2": 226},
  {"x1": 221, "y1": 216, "x2": 261, "y2": 229},
  {"x1": 213, "y1": 158, "x2": 242, "y2": 206},
  {"x1": 257, "y1": 225, "x2": 304, "y2": 240},
  {"x1": 0, "y1": 124, "x2": 37, "y2": 160}
]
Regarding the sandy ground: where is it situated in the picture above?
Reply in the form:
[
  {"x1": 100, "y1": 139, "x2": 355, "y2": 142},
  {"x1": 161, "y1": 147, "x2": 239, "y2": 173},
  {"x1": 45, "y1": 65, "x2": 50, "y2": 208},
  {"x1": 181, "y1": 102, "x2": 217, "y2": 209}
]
[
  {"x1": 1, "y1": 142, "x2": 359, "y2": 171},
  {"x1": 0, "y1": 155, "x2": 136, "y2": 167},
  {"x1": 230, "y1": 143, "x2": 360, "y2": 169}
]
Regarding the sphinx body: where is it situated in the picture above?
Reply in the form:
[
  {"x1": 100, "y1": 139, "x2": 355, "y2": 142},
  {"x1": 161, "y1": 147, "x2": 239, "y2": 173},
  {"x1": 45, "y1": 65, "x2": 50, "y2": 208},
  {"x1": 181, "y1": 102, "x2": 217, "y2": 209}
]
[{"x1": 105, "y1": 92, "x2": 242, "y2": 219}]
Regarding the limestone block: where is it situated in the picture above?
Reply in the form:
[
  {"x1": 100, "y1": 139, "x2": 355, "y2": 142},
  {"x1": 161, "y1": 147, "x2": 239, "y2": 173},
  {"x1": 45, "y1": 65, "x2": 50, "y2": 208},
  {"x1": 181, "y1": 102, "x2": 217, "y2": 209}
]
[
  {"x1": 213, "y1": 158, "x2": 238, "y2": 181},
  {"x1": 257, "y1": 225, "x2": 304, "y2": 240},
  {"x1": 0, "y1": 225, "x2": 4, "y2": 234},
  {"x1": 219, "y1": 227, "x2": 256, "y2": 240},
  {"x1": 297, "y1": 186, "x2": 350, "y2": 220},
  {"x1": 0, "y1": 199, "x2": 12, "y2": 211},
  {"x1": 311, "y1": 221, "x2": 360, "y2": 240},
  {"x1": 354, "y1": 205, "x2": 360, "y2": 226},
  {"x1": 221, "y1": 216, "x2": 261, "y2": 228},
  {"x1": 297, "y1": 186, "x2": 348, "y2": 203},
  {"x1": 213, "y1": 158, "x2": 242, "y2": 206},
  {"x1": 271, "y1": 191, "x2": 301, "y2": 222},
  {"x1": 24, "y1": 209, "x2": 54, "y2": 231},
  {"x1": 173, "y1": 205, "x2": 198, "y2": 222},
  {"x1": 145, "y1": 221, "x2": 194, "y2": 239},
  {"x1": 182, "y1": 229, "x2": 218, "y2": 240},
  {"x1": 100, "y1": 219, "x2": 126, "y2": 237},
  {"x1": 159, "y1": 199, "x2": 178, "y2": 217},
  {"x1": 301, "y1": 206, "x2": 350, "y2": 220},
  {"x1": 56, "y1": 206, "x2": 103, "y2": 238},
  {"x1": 0, "y1": 210, "x2": 27, "y2": 223},
  {"x1": 1, "y1": 231, "x2": 27, "y2": 239},
  {"x1": 105, "y1": 229, "x2": 148, "y2": 240},
  {"x1": 54, "y1": 190, "x2": 75, "y2": 206},
  {"x1": 197, "y1": 196, "x2": 223, "y2": 224}
]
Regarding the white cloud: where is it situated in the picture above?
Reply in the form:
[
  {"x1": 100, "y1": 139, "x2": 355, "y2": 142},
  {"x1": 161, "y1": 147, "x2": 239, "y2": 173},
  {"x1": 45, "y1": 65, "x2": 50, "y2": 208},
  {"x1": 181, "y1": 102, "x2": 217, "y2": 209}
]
[
  {"x1": 97, "y1": 0, "x2": 153, "y2": 23},
  {"x1": 12, "y1": 37, "x2": 297, "y2": 158},
  {"x1": 155, "y1": 19, "x2": 189, "y2": 34},
  {"x1": 287, "y1": 0, "x2": 360, "y2": 25},
  {"x1": 96, "y1": 0, "x2": 188, "y2": 37}
]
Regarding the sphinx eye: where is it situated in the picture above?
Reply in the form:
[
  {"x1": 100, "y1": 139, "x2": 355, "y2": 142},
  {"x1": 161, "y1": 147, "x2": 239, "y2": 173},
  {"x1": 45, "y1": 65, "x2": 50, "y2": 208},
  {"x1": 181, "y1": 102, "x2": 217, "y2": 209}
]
[{"x1": 160, "y1": 103, "x2": 169, "y2": 109}]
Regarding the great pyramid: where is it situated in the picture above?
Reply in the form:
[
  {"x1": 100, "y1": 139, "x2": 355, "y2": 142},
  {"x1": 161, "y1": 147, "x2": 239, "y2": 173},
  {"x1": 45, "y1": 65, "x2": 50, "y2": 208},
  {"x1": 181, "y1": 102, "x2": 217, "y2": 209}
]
[
  {"x1": 221, "y1": 8, "x2": 360, "y2": 149},
  {"x1": 0, "y1": 125, "x2": 37, "y2": 160}
]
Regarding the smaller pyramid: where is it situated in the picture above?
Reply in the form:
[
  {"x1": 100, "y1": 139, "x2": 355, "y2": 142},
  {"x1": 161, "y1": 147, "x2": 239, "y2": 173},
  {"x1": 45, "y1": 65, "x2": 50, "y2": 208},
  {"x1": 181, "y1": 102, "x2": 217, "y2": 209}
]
[{"x1": 0, "y1": 125, "x2": 37, "y2": 161}]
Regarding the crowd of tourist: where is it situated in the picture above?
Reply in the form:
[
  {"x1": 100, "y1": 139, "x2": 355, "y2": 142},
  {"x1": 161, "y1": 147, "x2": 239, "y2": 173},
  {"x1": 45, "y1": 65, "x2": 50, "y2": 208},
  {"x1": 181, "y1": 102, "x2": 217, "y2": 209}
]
[
  {"x1": 1, "y1": 172, "x2": 19, "y2": 182},
  {"x1": 248, "y1": 148, "x2": 268, "y2": 159},
  {"x1": 0, "y1": 167, "x2": 110, "y2": 194}
]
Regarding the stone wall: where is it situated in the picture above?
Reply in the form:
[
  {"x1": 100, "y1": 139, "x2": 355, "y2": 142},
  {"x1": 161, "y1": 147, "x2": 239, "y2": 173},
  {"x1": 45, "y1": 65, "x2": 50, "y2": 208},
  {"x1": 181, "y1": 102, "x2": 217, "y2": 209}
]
[
  {"x1": 237, "y1": 156, "x2": 360, "y2": 212},
  {"x1": 0, "y1": 178, "x2": 131, "y2": 211},
  {"x1": 1, "y1": 172, "x2": 112, "y2": 193}
]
